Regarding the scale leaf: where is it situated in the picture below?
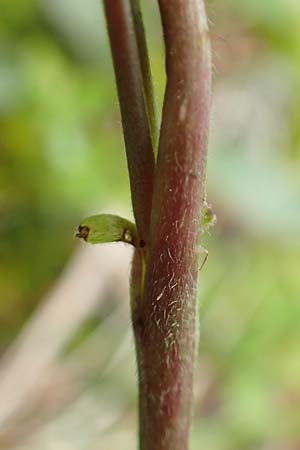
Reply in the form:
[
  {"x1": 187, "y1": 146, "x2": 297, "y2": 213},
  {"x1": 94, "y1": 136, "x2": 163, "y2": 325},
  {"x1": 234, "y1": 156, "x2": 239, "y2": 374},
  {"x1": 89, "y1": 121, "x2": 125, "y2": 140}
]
[{"x1": 76, "y1": 214, "x2": 137, "y2": 246}]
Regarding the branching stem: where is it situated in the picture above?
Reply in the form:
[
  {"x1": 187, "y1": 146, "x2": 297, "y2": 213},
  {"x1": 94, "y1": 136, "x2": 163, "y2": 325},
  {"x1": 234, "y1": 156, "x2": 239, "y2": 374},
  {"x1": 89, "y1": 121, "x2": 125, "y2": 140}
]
[
  {"x1": 103, "y1": 1, "x2": 211, "y2": 449},
  {"x1": 103, "y1": 0, "x2": 155, "y2": 241}
]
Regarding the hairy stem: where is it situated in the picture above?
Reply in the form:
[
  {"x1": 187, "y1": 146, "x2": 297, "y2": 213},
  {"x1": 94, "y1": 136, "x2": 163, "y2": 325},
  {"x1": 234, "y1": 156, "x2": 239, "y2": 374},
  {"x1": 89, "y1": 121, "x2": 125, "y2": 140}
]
[
  {"x1": 103, "y1": 0, "x2": 155, "y2": 240},
  {"x1": 132, "y1": 1, "x2": 212, "y2": 449}
]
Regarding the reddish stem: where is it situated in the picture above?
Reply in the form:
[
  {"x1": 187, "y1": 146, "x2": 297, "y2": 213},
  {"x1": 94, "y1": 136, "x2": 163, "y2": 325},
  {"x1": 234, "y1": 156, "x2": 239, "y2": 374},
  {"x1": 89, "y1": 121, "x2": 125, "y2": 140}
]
[
  {"x1": 132, "y1": 1, "x2": 212, "y2": 449},
  {"x1": 103, "y1": 0, "x2": 155, "y2": 241}
]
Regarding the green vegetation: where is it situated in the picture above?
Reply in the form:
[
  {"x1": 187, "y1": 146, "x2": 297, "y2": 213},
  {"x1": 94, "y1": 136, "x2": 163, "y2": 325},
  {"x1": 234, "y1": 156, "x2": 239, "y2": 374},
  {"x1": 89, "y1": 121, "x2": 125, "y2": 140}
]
[
  {"x1": 1, "y1": 1, "x2": 300, "y2": 449},
  {"x1": 76, "y1": 214, "x2": 136, "y2": 245}
]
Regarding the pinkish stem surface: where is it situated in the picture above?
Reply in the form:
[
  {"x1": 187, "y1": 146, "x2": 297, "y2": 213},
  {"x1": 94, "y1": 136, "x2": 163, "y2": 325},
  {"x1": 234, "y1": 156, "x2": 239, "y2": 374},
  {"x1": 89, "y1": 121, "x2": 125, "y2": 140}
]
[{"x1": 132, "y1": 1, "x2": 212, "y2": 449}]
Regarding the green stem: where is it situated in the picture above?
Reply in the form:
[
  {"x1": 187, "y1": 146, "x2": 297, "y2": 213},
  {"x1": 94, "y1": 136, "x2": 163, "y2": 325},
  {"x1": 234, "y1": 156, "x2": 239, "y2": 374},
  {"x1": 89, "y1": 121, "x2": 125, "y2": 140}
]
[{"x1": 129, "y1": 0, "x2": 158, "y2": 152}]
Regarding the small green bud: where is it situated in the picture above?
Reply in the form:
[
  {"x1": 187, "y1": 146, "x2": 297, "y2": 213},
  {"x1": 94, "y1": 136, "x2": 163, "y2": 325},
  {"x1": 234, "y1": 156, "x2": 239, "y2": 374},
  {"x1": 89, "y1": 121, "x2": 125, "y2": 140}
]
[
  {"x1": 76, "y1": 214, "x2": 137, "y2": 246},
  {"x1": 201, "y1": 202, "x2": 217, "y2": 234}
]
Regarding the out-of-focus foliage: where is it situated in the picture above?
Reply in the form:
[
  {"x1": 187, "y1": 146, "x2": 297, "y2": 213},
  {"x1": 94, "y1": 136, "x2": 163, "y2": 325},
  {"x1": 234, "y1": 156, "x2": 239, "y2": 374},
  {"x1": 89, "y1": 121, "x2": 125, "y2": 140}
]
[
  {"x1": 0, "y1": 0, "x2": 300, "y2": 449},
  {"x1": 0, "y1": 0, "x2": 130, "y2": 345}
]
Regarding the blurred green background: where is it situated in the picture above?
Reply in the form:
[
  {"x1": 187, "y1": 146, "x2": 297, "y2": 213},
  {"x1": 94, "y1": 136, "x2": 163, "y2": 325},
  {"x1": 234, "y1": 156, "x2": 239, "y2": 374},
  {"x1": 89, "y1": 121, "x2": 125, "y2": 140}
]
[{"x1": 1, "y1": 1, "x2": 300, "y2": 449}]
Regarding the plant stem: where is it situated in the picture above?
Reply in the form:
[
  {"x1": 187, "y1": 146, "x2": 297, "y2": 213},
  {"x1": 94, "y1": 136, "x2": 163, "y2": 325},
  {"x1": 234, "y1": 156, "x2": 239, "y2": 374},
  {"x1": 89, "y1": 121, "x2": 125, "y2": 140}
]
[
  {"x1": 103, "y1": 1, "x2": 211, "y2": 448},
  {"x1": 132, "y1": 1, "x2": 212, "y2": 449},
  {"x1": 103, "y1": 0, "x2": 155, "y2": 241},
  {"x1": 129, "y1": 0, "x2": 158, "y2": 151}
]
